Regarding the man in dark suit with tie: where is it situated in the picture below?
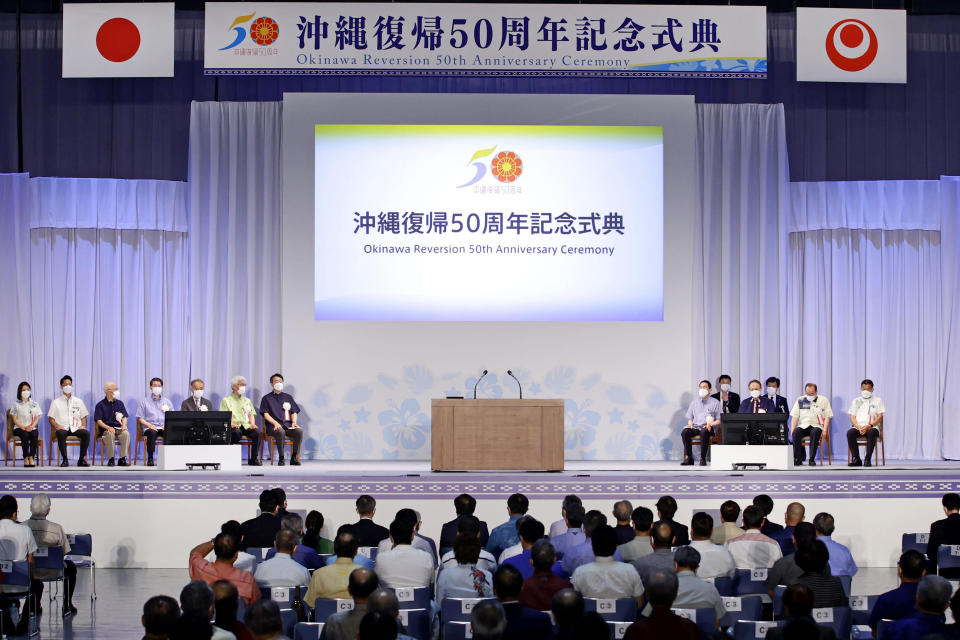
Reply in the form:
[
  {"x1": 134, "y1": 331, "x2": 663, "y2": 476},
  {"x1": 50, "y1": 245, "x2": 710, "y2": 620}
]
[
  {"x1": 351, "y1": 495, "x2": 390, "y2": 548},
  {"x1": 180, "y1": 379, "x2": 214, "y2": 412},
  {"x1": 711, "y1": 374, "x2": 740, "y2": 415},
  {"x1": 239, "y1": 489, "x2": 281, "y2": 550},
  {"x1": 764, "y1": 377, "x2": 791, "y2": 414},
  {"x1": 927, "y1": 492, "x2": 960, "y2": 577},
  {"x1": 493, "y1": 564, "x2": 554, "y2": 640},
  {"x1": 439, "y1": 493, "x2": 490, "y2": 556}
]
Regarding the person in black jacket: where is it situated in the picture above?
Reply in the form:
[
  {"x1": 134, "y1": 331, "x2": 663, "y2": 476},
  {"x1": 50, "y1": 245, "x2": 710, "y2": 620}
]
[
  {"x1": 494, "y1": 565, "x2": 553, "y2": 640},
  {"x1": 711, "y1": 374, "x2": 741, "y2": 415},
  {"x1": 351, "y1": 494, "x2": 390, "y2": 548},
  {"x1": 654, "y1": 495, "x2": 689, "y2": 546},
  {"x1": 928, "y1": 492, "x2": 960, "y2": 577},
  {"x1": 239, "y1": 489, "x2": 282, "y2": 550},
  {"x1": 766, "y1": 584, "x2": 838, "y2": 640},
  {"x1": 439, "y1": 493, "x2": 490, "y2": 555}
]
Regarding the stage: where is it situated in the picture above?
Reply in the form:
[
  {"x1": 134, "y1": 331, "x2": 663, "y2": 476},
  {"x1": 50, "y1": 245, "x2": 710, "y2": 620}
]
[{"x1": 1, "y1": 460, "x2": 955, "y2": 569}]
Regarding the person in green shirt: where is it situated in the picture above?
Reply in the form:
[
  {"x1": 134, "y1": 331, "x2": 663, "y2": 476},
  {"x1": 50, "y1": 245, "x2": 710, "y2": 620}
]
[
  {"x1": 219, "y1": 375, "x2": 263, "y2": 466},
  {"x1": 303, "y1": 510, "x2": 334, "y2": 554}
]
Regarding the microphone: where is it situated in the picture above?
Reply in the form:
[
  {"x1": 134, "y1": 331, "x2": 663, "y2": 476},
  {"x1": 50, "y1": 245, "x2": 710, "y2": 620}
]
[
  {"x1": 507, "y1": 370, "x2": 523, "y2": 399},
  {"x1": 473, "y1": 370, "x2": 488, "y2": 399}
]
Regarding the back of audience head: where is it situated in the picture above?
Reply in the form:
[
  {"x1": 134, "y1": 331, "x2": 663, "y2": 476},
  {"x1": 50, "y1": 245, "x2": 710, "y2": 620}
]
[
  {"x1": 274, "y1": 528, "x2": 298, "y2": 554},
  {"x1": 943, "y1": 492, "x2": 960, "y2": 514},
  {"x1": 795, "y1": 540, "x2": 829, "y2": 575},
  {"x1": 507, "y1": 493, "x2": 529, "y2": 515},
  {"x1": 691, "y1": 512, "x2": 714, "y2": 540},
  {"x1": 812, "y1": 512, "x2": 835, "y2": 536},
  {"x1": 917, "y1": 575, "x2": 953, "y2": 614},
  {"x1": 572, "y1": 611, "x2": 610, "y2": 640},
  {"x1": 174, "y1": 611, "x2": 212, "y2": 640},
  {"x1": 651, "y1": 522, "x2": 674, "y2": 549},
  {"x1": 348, "y1": 568, "x2": 379, "y2": 601},
  {"x1": 211, "y1": 580, "x2": 239, "y2": 629},
  {"x1": 785, "y1": 501, "x2": 806, "y2": 525},
  {"x1": 583, "y1": 510, "x2": 607, "y2": 537},
  {"x1": 551, "y1": 588, "x2": 584, "y2": 627},
  {"x1": 245, "y1": 600, "x2": 283, "y2": 640},
  {"x1": 493, "y1": 564, "x2": 523, "y2": 601},
  {"x1": 793, "y1": 522, "x2": 817, "y2": 552},
  {"x1": 454, "y1": 493, "x2": 478, "y2": 516},
  {"x1": 220, "y1": 520, "x2": 243, "y2": 540},
  {"x1": 304, "y1": 510, "x2": 324, "y2": 536},
  {"x1": 742, "y1": 505, "x2": 764, "y2": 530},
  {"x1": 356, "y1": 494, "x2": 377, "y2": 517},
  {"x1": 0, "y1": 495, "x2": 17, "y2": 520},
  {"x1": 590, "y1": 524, "x2": 618, "y2": 558},
  {"x1": 180, "y1": 580, "x2": 214, "y2": 618},
  {"x1": 564, "y1": 503, "x2": 586, "y2": 529},
  {"x1": 782, "y1": 584, "x2": 815, "y2": 617},
  {"x1": 518, "y1": 517, "x2": 545, "y2": 546},
  {"x1": 674, "y1": 545, "x2": 700, "y2": 572},
  {"x1": 720, "y1": 500, "x2": 741, "y2": 524},
  {"x1": 656, "y1": 495, "x2": 678, "y2": 520},
  {"x1": 454, "y1": 535, "x2": 482, "y2": 565},
  {"x1": 631, "y1": 506, "x2": 654, "y2": 533},
  {"x1": 613, "y1": 500, "x2": 633, "y2": 524},
  {"x1": 645, "y1": 571, "x2": 679, "y2": 607},
  {"x1": 213, "y1": 532, "x2": 239, "y2": 561},
  {"x1": 143, "y1": 595, "x2": 181, "y2": 639},
  {"x1": 358, "y1": 611, "x2": 398, "y2": 640},
  {"x1": 457, "y1": 514, "x2": 482, "y2": 538},
  {"x1": 272, "y1": 487, "x2": 286, "y2": 509},
  {"x1": 531, "y1": 539, "x2": 557, "y2": 572},
  {"x1": 258, "y1": 490, "x2": 279, "y2": 515},
  {"x1": 367, "y1": 588, "x2": 400, "y2": 618},
  {"x1": 389, "y1": 518, "x2": 414, "y2": 545},
  {"x1": 562, "y1": 494, "x2": 582, "y2": 512},
  {"x1": 753, "y1": 494, "x2": 774, "y2": 518},
  {"x1": 471, "y1": 599, "x2": 506, "y2": 640},
  {"x1": 30, "y1": 493, "x2": 51, "y2": 518},
  {"x1": 899, "y1": 549, "x2": 926, "y2": 582},
  {"x1": 395, "y1": 507, "x2": 419, "y2": 529},
  {"x1": 280, "y1": 513, "x2": 303, "y2": 535},
  {"x1": 334, "y1": 531, "x2": 359, "y2": 559}
]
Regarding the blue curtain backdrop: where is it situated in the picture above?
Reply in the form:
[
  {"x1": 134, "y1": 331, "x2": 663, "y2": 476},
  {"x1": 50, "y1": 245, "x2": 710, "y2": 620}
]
[{"x1": 2, "y1": 12, "x2": 960, "y2": 182}]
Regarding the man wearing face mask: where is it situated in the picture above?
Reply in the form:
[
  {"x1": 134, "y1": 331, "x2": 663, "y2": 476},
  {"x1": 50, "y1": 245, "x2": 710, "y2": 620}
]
[
  {"x1": 847, "y1": 379, "x2": 885, "y2": 467},
  {"x1": 790, "y1": 383, "x2": 833, "y2": 466},
  {"x1": 94, "y1": 381, "x2": 130, "y2": 466},
  {"x1": 259, "y1": 373, "x2": 303, "y2": 466},
  {"x1": 763, "y1": 377, "x2": 790, "y2": 414},
  {"x1": 138, "y1": 377, "x2": 172, "y2": 467},
  {"x1": 681, "y1": 380, "x2": 722, "y2": 466},
  {"x1": 738, "y1": 379, "x2": 777, "y2": 413},
  {"x1": 48, "y1": 375, "x2": 90, "y2": 467},
  {"x1": 181, "y1": 379, "x2": 214, "y2": 412},
  {"x1": 711, "y1": 375, "x2": 740, "y2": 415},
  {"x1": 220, "y1": 376, "x2": 262, "y2": 466}
]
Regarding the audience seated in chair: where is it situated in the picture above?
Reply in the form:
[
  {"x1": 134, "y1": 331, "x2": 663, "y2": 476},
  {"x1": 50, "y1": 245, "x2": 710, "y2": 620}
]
[
  {"x1": 366, "y1": 589, "x2": 416, "y2": 640},
  {"x1": 440, "y1": 493, "x2": 491, "y2": 554},
  {"x1": 301, "y1": 510, "x2": 333, "y2": 555},
  {"x1": 244, "y1": 600, "x2": 285, "y2": 640},
  {"x1": 207, "y1": 521, "x2": 257, "y2": 574},
  {"x1": 794, "y1": 541, "x2": 848, "y2": 608},
  {"x1": 493, "y1": 564, "x2": 553, "y2": 640},
  {"x1": 436, "y1": 534, "x2": 494, "y2": 601},
  {"x1": 240, "y1": 490, "x2": 283, "y2": 550},
  {"x1": 754, "y1": 494, "x2": 786, "y2": 538},
  {"x1": 869, "y1": 549, "x2": 927, "y2": 632},
  {"x1": 549, "y1": 503, "x2": 586, "y2": 559},
  {"x1": 766, "y1": 521, "x2": 822, "y2": 596},
  {"x1": 519, "y1": 540, "x2": 572, "y2": 611},
  {"x1": 440, "y1": 515, "x2": 498, "y2": 572},
  {"x1": 377, "y1": 508, "x2": 435, "y2": 562},
  {"x1": 319, "y1": 567, "x2": 378, "y2": 640},
  {"x1": 672, "y1": 546, "x2": 725, "y2": 627},
  {"x1": 253, "y1": 529, "x2": 310, "y2": 588},
  {"x1": 357, "y1": 610, "x2": 398, "y2": 640},
  {"x1": 189, "y1": 530, "x2": 261, "y2": 606},
  {"x1": 351, "y1": 495, "x2": 390, "y2": 549},
  {"x1": 813, "y1": 512, "x2": 858, "y2": 577},
  {"x1": 264, "y1": 514, "x2": 325, "y2": 570},
  {"x1": 882, "y1": 575, "x2": 955, "y2": 640},
  {"x1": 711, "y1": 500, "x2": 745, "y2": 544},
  {"x1": 772, "y1": 502, "x2": 806, "y2": 556},
  {"x1": 180, "y1": 580, "x2": 237, "y2": 640},
  {"x1": 307, "y1": 530, "x2": 364, "y2": 602},
  {"x1": 374, "y1": 517, "x2": 434, "y2": 588},
  {"x1": 618, "y1": 506, "x2": 654, "y2": 564},
  {"x1": 25, "y1": 492, "x2": 78, "y2": 617},
  {"x1": 612, "y1": 500, "x2": 635, "y2": 546},
  {"x1": 632, "y1": 521, "x2": 677, "y2": 588},
  {"x1": 142, "y1": 595, "x2": 181, "y2": 640},
  {"x1": 470, "y1": 599, "x2": 507, "y2": 640},
  {"x1": 654, "y1": 496, "x2": 690, "y2": 546},
  {"x1": 486, "y1": 493, "x2": 529, "y2": 561},
  {"x1": 570, "y1": 524, "x2": 644, "y2": 604},
  {"x1": 213, "y1": 580, "x2": 254, "y2": 640},
  {"x1": 764, "y1": 584, "x2": 837, "y2": 640},
  {"x1": 562, "y1": 510, "x2": 623, "y2": 576},
  {"x1": 927, "y1": 492, "x2": 960, "y2": 578},
  {"x1": 688, "y1": 512, "x2": 736, "y2": 579},
  {"x1": 726, "y1": 505, "x2": 783, "y2": 569},
  {"x1": 622, "y1": 571, "x2": 700, "y2": 640},
  {"x1": 504, "y1": 518, "x2": 563, "y2": 580}
]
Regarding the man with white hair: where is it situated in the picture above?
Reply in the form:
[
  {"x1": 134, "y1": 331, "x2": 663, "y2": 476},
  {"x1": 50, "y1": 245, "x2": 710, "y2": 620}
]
[
  {"x1": 93, "y1": 381, "x2": 130, "y2": 466},
  {"x1": 26, "y1": 493, "x2": 78, "y2": 617},
  {"x1": 219, "y1": 376, "x2": 262, "y2": 466}
]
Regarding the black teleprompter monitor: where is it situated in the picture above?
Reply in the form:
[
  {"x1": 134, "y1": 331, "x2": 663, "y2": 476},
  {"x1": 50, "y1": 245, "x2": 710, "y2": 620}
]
[
  {"x1": 163, "y1": 411, "x2": 232, "y2": 446},
  {"x1": 721, "y1": 413, "x2": 790, "y2": 446}
]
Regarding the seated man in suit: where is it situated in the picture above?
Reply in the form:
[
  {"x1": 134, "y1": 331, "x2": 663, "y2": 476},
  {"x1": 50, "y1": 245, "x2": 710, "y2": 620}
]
[
  {"x1": 711, "y1": 374, "x2": 741, "y2": 415},
  {"x1": 240, "y1": 490, "x2": 281, "y2": 550},
  {"x1": 352, "y1": 495, "x2": 390, "y2": 549},
  {"x1": 493, "y1": 565, "x2": 553, "y2": 640},
  {"x1": 181, "y1": 378, "x2": 214, "y2": 412},
  {"x1": 764, "y1": 376, "x2": 791, "y2": 414},
  {"x1": 439, "y1": 494, "x2": 489, "y2": 555},
  {"x1": 927, "y1": 492, "x2": 960, "y2": 577},
  {"x1": 655, "y1": 496, "x2": 689, "y2": 546},
  {"x1": 739, "y1": 379, "x2": 778, "y2": 414}
]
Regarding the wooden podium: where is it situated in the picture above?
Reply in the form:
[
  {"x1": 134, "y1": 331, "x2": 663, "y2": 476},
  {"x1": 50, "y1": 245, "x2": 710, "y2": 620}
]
[{"x1": 431, "y1": 398, "x2": 564, "y2": 471}]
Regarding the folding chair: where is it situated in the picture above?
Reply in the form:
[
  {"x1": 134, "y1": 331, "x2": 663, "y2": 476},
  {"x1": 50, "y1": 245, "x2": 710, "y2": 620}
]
[
  {"x1": 847, "y1": 420, "x2": 885, "y2": 466},
  {"x1": 812, "y1": 606, "x2": 853, "y2": 639},
  {"x1": 441, "y1": 598, "x2": 493, "y2": 623},
  {"x1": 65, "y1": 533, "x2": 96, "y2": 600},
  {"x1": 398, "y1": 608, "x2": 430, "y2": 640},
  {"x1": 838, "y1": 575, "x2": 852, "y2": 598},
  {"x1": 877, "y1": 618, "x2": 892, "y2": 639},
  {"x1": 4, "y1": 415, "x2": 43, "y2": 466},
  {"x1": 939, "y1": 545, "x2": 960, "y2": 575},
  {"x1": 901, "y1": 533, "x2": 929, "y2": 554},
  {"x1": 671, "y1": 607, "x2": 716, "y2": 637},
  {"x1": 733, "y1": 620, "x2": 781, "y2": 640},
  {"x1": 0, "y1": 560, "x2": 37, "y2": 637},
  {"x1": 357, "y1": 546, "x2": 378, "y2": 562},
  {"x1": 32, "y1": 546, "x2": 65, "y2": 604},
  {"x1": 849, "y1": 595, "x2": 880, "y2": 627},
  {"x1": 280, "y1": 608, "x2": 298, "y2": 639},
  {"x1": 734, "y1": 568, "x2": 769, "y2": 597},
  {"x1": 713, "y1": 575, "x2": 736, "y2": 597},
  {"x1": 583, "y1": 597, "x2": 638, "y2": 622},
  {"x1": 607, "y1": 621, "x2": 632, "y2": 640},
  {"x1": 261, "y1": 585, "x2": 308, "y2": 609},
  {"x1": 773, "y1": 585, "x2": 787, "y2": 618},
  {"x1": 312, "y1": 598, "x2": 353, "y2": 623},
  {"x1": 267, "y1": 431, "x2": 297, "y2": 464},
  {"x1": 293, "y1": 622, "x2": 323, "y2": 640},
  {"x1": 390, "y1": 586, "x2": 432, "y2": 610},
  {"x1": 442, "y1": 622, "x2": 472, "y2": 640},
  {"x1": 720, "y1": 596, "x2": 762, "y2": 628}
]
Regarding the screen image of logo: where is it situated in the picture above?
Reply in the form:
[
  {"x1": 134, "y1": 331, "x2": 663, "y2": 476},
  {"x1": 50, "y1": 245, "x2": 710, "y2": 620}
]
[
  {"x1": 220, "y1": 12, "x2": 279, "y2": 50},
  {"x1": 825, "y1": 18, "x2": 878, "y2": 71},
  {"x1": 457, "y1": 146, "x2": 523, "y2": 188}
]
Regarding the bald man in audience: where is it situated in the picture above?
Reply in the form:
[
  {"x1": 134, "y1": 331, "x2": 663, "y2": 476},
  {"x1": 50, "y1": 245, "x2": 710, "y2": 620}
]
[
  {"x1": 367, "y1": 589, "x2": 416, "y2": 640},
  {"x1": 773, "y1": 502, "x2": 806, "y2": 555},
  {"x1": 320, "y1": 568, "x2": 379, "y2": 640},
  {"x1": 632, "y1": 522, "x2": 677, "y2": 587}
]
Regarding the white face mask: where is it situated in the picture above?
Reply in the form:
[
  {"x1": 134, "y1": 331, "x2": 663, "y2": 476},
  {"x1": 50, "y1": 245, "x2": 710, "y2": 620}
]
[
  {"x1": 766, "y1": 386, "x2": 777, "y2": 397},
  {"x1": 62, "y1": 385, "x2": 73, "y2": 396},
  {"x1": 750, "y1": 389, "x2": 762, "y2": 399},
  {"x1": 805, "y1": 394, "x2": 816, "y2": 402},
  {"x1": 111, "y1": 389, "x2": 120, "y2": 400},
  {"x1": 273, "y1": 382, "x2": 284, "y2": 392},
  {"x1": 237, "y1": 386, "x2": 246, "y2": 396},
  {"x1": 697, "y1": 388, "x2": 709, "y2": 398},
  {"x1": 151, "y1": 386, "x2": 162, "y2": 396},
  {"x1": 20, "y1": 390, "x2": 30, "y2": 400},
  {"x1": 193, "y1": 389, "x2": 204, "y2": 400},
  {"x1": 861, "y1": 390, "x2": 872, "y2": 399},
  {"x1": 720, "y1": 383, "x2": 731, "y2": 392}
]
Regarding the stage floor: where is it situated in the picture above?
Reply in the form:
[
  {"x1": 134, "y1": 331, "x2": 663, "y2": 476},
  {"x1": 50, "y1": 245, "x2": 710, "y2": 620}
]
[{"x1": 3, "y1": 459, "x2": 958, "y2": 500}]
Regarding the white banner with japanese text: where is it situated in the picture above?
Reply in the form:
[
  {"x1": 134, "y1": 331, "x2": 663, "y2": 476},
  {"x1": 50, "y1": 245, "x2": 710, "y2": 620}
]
[{"x1": 203, "y1": 3, "x2": 767, "y2": 77}]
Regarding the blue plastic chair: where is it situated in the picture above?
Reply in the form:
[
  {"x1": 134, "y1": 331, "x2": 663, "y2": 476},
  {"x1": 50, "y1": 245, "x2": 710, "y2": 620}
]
[
  {"x1": 671, "y1": 607, "x2": 716, "y2": 637},
  {"x1": 358, "y1": 546, "x2": 379, "y2": 561},
  {"x1": 65, "y1": 533, "x2": 96, "y2": 600},
  {"x1": 852, "y1": 623, "x2": 875, "y2": 639},
  {"x1": 772, "y1": 585, "x2": 787, "y2": 618},
  {"x1": 441, "y1": 597, "x2": 493, "y2": 623},
  {"x1": 262, "y1": 585, "x2": 309, "y2": 609},
  {"x1": 720, "y1": 596, "x2": 762, "y2": 628},
  {"x1": 281, "y1": 609, "x2": 298, "y2": 639},
  {"x1": 33, "y1": 546, "x2": 65, "y2": 603},
  {"x1": 607, "y1": 621, "x2": 633, "y2": 639},
  {"x1": 247, "y1": 547, "x2": 269, "y2": 562},
  {"x1": 312, "y1": 598, "x2": 354, "y2": 623},
  {"x1": 812, "y1": 606, "x2": 853, "y2": 639},
  {"x1": 0, "y1": 560, "x2": 36, "y2": 637},
  {"x1": 838, "y1": 575, "x2": 852, "y2": 598},
  {"x1": 398, "y1": 608, "x2": 431, "y2": 640},
  {"x1": 293, "y1": 622, "x2": 323, "y2": 640},
  {"x1": 877, "y1": 618, "x2": 892, "y2": 639},
  {"x1": 583, "y1": 597, "x2": 638, "y2": 622},
  {"x1": 390, "y1": 586, "x2": 433, "y2": 610},
  {"x1": 849, "y1": 594, "x2": 880, "y2": 627},
  {"x1": 442, "y1": 621, "x2": 471, "y2": 640},
  {"x1": 734, "y1": 568, "x2": 768, "y2": 597},
  {"x1": 713, "y1": 575, "x2": 736, "y2": 597},
  {"x1": 902, "y1": 533, "x2": 929, "y2": 554},
  {"x1": 939, "y1": 545, "x2": 960, "y2": 575},
  {"x1": 733, "y1": 620, "x2": 781, "y2": 640}
]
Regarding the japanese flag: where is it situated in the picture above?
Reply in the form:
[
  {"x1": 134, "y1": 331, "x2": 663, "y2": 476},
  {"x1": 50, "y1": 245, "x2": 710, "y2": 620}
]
[
  {"x1": 796, "y1": 8, "x2": 906, "y2": 83},
  {"x1": 62, "y1": 3, "x2": 174, "y2": 77}
]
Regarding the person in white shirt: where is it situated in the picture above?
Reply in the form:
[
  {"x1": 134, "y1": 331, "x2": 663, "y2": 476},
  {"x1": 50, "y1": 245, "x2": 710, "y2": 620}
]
[
  {"x1": 0, "y1": 495, "x2": 39, "y2": 632},
  {"x1": 725, "y1": 506, "x2": 783, "y2": 569},
  {"x1": 672, "y1": 546, "x2": 725, "y2": 625},
  {"x1": 8, "y1": 382, "x2": 41, "y2": 467},
  {"x1": 790, "y1": 382, "x2": 833, "y2": 466},
  {"x1": 440, "y1": 515, "x2": 498, "y2": 572},
  {"x1": 377, "y1": 509, "x2": 435, "y2": 566},
  {"x1": 374, "y1": 519, "x2": 434, "y2": 588},
  {"x1": 48, "y1": 375, "x2": 91, "y2": 467},
  {"x1": 688, "y1": 513, "x2": 735, "y2": 579},
  {"x1": 253, "y1": 530, "x2": 310, "y2": 588},
  {"x1": 618, "y1": 506, "x2": 655, "y2": 563},
  {"x1": 549, "y1": 495, "x2": 582, "y2": 539},
  {"x1": 847, "y1": 379, "x2": 886, "y2": 467},
  {"x1": 180, "y1": 580, "x2": 238, "y2": 640},
  {"x1": 436, "y1": 536, "x2": 494, "y2": 601},
  {"x1": 570, "y1": 525, "x2": 644, "y2": 605}
]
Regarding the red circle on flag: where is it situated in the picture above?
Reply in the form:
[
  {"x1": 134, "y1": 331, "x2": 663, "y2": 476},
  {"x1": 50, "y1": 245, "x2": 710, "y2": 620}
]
[
  {"x1": 96, "y1": 17, "x2": 141, "y2": 63},
  {"x1": 825, "y1": 19, "x2": 878, "y2": 72}
]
